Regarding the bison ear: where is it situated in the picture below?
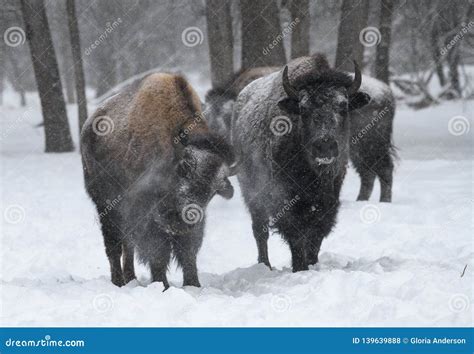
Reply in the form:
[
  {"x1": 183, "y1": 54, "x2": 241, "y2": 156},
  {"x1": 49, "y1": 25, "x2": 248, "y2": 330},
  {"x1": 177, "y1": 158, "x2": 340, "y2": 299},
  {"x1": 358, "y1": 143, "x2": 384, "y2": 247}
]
[
  {"x1": 349, "y1": 92, "x2": 371, "y2": 111},
  {"x1": 278, "y1": 97, "x2": 299, "y2": 115}
]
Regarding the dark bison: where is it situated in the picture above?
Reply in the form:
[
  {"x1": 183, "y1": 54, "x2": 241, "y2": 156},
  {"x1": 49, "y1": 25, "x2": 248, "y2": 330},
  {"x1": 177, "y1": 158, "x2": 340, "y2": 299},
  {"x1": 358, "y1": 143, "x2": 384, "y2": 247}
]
[
  {"x1": 232, "y1": 55, "x2": 371, "y2": 271},
  {"x1": 81, "y1": 73, "x2": 237, "y2": 288},
  {"x1": 208, "y1": 55, "x2": 395, "y2": 202},
  {"x1": 348, "y1": 74, "x2": 395, "y2": 202}
]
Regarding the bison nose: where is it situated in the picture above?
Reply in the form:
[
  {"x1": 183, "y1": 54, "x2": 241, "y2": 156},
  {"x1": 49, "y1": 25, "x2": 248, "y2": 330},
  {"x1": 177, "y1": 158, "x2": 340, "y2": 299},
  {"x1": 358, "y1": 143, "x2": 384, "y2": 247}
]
[{"x1": 313, "y1": 138, "x2": 339, "y2": 159}]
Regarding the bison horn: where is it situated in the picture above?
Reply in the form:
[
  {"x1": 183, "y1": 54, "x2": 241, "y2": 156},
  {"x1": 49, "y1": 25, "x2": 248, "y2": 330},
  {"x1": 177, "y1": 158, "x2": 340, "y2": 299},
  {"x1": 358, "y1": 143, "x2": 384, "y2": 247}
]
[
  {"x1": 282, "y1": 66, "x2": 298, "y2": 100},
  {"x1": 348, "y1": 60, "x2": 362, "y2": 95}
]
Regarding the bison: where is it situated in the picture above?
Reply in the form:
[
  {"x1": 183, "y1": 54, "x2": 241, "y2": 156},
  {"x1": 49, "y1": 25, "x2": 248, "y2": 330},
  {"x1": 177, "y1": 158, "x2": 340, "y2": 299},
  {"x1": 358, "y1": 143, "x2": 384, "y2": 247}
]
[
  {"x1": 232, "y1": 55, "x2": 371, "y2": 271},
  {"x1": 81, "y1": 73, "x2": 237, "y2": 288},
  {"x1": 208, "y1": 55, "x2": 395, "y2": 202},
  {"x1": 204, "y1": 67, "x2": 279, "y2": 141}
]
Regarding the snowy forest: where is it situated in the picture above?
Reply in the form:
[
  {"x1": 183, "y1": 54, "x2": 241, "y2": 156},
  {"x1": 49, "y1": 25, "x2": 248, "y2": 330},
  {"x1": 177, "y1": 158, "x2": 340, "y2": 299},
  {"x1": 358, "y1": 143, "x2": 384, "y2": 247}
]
[{"x1": 1, "y1": 0, "x2": 473, "y2": 327}]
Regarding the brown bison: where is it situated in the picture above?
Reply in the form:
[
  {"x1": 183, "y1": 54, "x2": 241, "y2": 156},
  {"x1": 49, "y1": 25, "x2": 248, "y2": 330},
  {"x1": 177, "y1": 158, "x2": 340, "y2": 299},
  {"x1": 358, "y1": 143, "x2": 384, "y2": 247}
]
[{"x1": 81, "y1": 73, "x2": 237, "y2": 288}]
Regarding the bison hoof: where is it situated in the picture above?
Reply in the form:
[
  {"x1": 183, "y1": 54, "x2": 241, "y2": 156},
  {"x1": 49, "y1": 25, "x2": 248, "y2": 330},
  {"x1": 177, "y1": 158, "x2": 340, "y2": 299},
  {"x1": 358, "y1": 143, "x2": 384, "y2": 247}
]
[
  {"x1": 111, "y1": 274, "x2": 125, "y2": 287},
  {"x1": 123, "y1": 272, "x2": 136, "y2": 284},
  {"x1": 292, "y1": 264, "x2": 309, "y2": 273},
  {"x1": 183, "y1": 281, "x2": 201, "y2": 288}
]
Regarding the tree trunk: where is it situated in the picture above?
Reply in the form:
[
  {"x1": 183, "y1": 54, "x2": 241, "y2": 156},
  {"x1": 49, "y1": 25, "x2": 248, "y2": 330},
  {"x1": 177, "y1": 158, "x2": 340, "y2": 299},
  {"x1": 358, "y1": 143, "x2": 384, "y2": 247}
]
[
  {"x1": 352, "y1": 0, "x2": 370, "y2": 68},
  {"x1": 0, "y1": 41, "x2": 4, "y2": 106},
  {"x1": 95, "y1": 52, "x2": 117, "y2": 98},
  {"x1": 445, "y1": 3, "x2": 462, "y2": 97},
  {"x1": 5, "y1": 49, "x2": 27, "y2": 107},
  {"x1": 335, "y1": 0, "x2": 363, "y2": 71},
  {"x1": 374, "y1": 0, "x2": 394, "y2": 84},
  {"x1": 66, "y1": 0, "x2": 88, "y2": 131},
  {"x1": 61, "y1": 55, "x2": 76, "y2": 104},
  {"x1": 430, "y1": 18, "x2": 446, "y2": 87},
  {"x1": 20, "y1": 0, "x2": 74, "y2": 152},
  {"x1": 289, "y1": 0, "x2": 310, "y2": 59},
  {"x1": 206, "y1": 0, "x2": 234, "y2": 88},
  {"x1": 240, "y1": 0, "x2": 286, "y2": 69}
]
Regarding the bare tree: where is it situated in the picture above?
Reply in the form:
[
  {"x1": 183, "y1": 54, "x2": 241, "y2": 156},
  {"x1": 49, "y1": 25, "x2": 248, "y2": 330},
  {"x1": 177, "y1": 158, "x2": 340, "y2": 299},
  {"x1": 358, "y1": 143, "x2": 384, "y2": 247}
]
[
  {"x1": 206, "y1": 0, "x2": 234, "y2": 88},
  {"x1": 429, "y1": 1, "x2": 447, "y2": 87},
  {"x1": 240, "y1": 0, "x2": 286, "y2": 69},
  {"x1": 374, "y1": 0, "x2": 394, "y2": 84},
  {"x1": 352, "y1": 0, "x2": 370, "y2": 67},
  {"x1": 5, "y1": 49, "x2": 27, "y2": 106},
  {"x1": 289, "y1": 0, "x2": 310, "y2": 59},
  {"x1": 335, "y1": 0, "x2": 368, "y2": 71},
  {"x1": 20, "y1": 0, "x2": 74, "y2": 152},
  {"x1": 0, "y1": 41, "x2": 4, "y2": 106},
  {"x1": 66, "y1": 0, "x2": 88, "y2": 130},
  {"x1": 47, "y1": 0, "x2": 76, "y2": 104},
  {"x1": 92, "y1": 0, "x2": 122, "y2": 97}
]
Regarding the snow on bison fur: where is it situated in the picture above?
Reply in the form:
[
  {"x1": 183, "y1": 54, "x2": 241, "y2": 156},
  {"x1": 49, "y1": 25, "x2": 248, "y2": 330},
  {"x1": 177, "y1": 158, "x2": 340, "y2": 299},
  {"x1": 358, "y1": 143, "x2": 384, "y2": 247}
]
[
  {"x1": 81, "y1": 73, "x2": 238, "y2": 288},
  {"x1": 208, "y1": 55, "x2": 396, "y2": 202},
  {"x1": 232, "y1": 55, "x2": 372, "y2": 271}
]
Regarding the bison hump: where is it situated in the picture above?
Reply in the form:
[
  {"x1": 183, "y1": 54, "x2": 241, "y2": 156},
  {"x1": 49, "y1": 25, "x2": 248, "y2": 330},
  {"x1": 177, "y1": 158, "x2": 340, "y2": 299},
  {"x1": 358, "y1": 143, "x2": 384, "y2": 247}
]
[{"x1": 126, "y1": 73, "x2": 208, "y2": 161}]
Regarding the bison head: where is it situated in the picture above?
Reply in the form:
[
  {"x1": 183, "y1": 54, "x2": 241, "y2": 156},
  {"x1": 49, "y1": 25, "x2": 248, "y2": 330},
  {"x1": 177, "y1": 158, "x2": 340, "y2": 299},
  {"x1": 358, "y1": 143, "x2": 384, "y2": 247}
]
[
  {"x1": 277, "y1": 61, "x2": 371, "y2": 168},
  {"x1": 171, "y1": 133, "x2": 238, "y2": 224}
]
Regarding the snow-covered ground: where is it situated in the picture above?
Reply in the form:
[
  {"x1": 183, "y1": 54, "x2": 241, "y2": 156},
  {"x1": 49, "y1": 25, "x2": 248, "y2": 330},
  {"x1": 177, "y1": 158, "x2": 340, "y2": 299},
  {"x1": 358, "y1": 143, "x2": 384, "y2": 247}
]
[{"x1": 0, "y1": 83, "x2": 472, "y2": 327}]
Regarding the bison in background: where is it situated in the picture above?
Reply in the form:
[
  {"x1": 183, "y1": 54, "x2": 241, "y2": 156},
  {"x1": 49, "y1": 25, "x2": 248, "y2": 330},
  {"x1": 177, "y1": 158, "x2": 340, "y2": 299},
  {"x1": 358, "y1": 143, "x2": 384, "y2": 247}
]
[
  {"x1": 81, "y1": 73, "x2": 237, "y2": 288},
  {"x1": 204, "y1": 67, "x2": 279, "y2": 141},
  {"x1": 232, "y1": 55, "x2": 371, "y2": 271},
  {"x1": 348, "y1": 74, "x2": 396, "y2": 202},
  {"x1": 206, "y1": 54, "x2": 396, "y2": 202}
]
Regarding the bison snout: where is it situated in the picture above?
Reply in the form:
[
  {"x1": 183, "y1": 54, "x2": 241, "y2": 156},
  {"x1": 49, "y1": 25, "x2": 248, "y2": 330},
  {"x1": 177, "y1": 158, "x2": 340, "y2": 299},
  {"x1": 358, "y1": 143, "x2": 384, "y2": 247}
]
[{"x1": 312, "y1": 138, "x2": 339, "y2": 162}]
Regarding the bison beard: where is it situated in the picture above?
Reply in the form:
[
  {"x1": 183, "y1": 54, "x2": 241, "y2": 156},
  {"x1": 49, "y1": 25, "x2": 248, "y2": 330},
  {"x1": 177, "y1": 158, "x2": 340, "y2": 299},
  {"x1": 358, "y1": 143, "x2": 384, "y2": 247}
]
[{"x1": 81, "y1": 73, "x2": 236, "y2": 288}]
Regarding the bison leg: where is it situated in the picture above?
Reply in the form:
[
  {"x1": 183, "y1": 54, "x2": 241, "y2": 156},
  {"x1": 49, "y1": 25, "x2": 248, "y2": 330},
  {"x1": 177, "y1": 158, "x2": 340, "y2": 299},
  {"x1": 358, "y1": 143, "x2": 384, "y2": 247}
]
[
  {"x1": 306, "y1": 237, "x2": 323, "y2": 266},
  {"x1": 249, "y1": 207, "x2": 272, "y2": 269},
  {"x1": 374, "y1": 154, "x2": 393, "y2": 203},
  {"x1": 147, "y1": 234, "x2": 172, "y2": 290},
  {"x1": 288, "y1": 236, "x2": 309, "y2": 272},
  {"x1": 100, "y1": 213, "x2": 125, "y2": 287},
  {"x1": 174, "y1": 239, "x2": 200, "y2": 287},
  {"x1": 122, "y1": 242, "x2": 136, "y2": 284},
  {"x1": 356, "y1": 167, "x2": 376, "y2": 201}
]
